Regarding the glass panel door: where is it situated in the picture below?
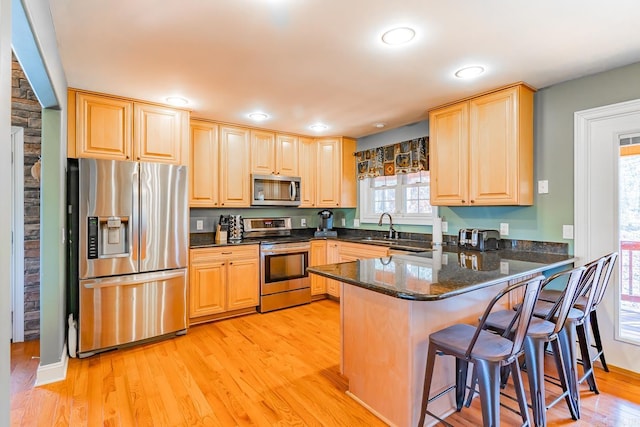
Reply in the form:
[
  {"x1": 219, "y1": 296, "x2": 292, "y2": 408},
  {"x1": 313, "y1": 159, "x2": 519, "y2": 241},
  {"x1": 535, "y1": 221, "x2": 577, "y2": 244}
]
[{"x1": 619, "y1": 136, "x2": 640, "y2": 343}]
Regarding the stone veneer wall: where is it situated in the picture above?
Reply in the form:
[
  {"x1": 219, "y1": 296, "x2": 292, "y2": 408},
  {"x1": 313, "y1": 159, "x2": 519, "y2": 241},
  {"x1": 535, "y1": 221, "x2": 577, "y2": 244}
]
[{"x1": 11, "y1": 53, "x2": 41, "y2": 340}]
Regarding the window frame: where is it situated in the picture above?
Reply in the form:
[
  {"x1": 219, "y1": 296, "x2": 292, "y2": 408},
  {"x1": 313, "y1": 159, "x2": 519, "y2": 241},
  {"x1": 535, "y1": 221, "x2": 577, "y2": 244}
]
[{"x1": 358, "y1": 171, "x2": 437, "y2": 226}]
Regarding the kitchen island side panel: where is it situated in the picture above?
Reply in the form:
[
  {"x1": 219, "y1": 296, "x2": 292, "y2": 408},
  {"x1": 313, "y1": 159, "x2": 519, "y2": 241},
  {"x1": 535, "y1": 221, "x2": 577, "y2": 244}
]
[{"x1": 342, "y1": 281, "x2": 512, "y2": 427}]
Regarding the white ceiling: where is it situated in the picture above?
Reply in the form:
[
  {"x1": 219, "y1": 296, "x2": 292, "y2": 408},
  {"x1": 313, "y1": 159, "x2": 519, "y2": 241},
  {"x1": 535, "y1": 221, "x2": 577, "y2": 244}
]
[{"x1": 49, "y1": 0, "x2": 640, "y2": 138}]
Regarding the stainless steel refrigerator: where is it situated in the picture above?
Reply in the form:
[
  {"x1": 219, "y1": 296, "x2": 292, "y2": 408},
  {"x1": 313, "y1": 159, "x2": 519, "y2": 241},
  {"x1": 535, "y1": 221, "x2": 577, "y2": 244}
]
[{"x1": 67, "y1": 158, "x2": 188, "y2": 357}]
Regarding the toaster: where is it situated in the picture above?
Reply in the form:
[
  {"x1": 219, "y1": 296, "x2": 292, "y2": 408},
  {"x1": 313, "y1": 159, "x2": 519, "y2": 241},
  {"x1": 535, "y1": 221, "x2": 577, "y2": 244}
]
[{"x1": 458, "y1": 229, "x2": 501, "y2": 251}]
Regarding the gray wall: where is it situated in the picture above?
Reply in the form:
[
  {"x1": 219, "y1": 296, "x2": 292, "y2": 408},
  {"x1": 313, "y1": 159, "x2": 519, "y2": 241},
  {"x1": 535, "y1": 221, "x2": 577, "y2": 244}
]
[
  {"x1": 358, "y1": 61, "x2": 640, "y2": 252},
  {"x1": 13, "y1": 0, "x2": 68, "y2": 369}
]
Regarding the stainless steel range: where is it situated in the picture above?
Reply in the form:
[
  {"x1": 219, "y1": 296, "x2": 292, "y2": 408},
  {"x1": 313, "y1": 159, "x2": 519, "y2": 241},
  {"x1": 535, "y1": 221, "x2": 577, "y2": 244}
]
[{"x1": 243, "y1": 217, "x2": 311, "y2": 312}]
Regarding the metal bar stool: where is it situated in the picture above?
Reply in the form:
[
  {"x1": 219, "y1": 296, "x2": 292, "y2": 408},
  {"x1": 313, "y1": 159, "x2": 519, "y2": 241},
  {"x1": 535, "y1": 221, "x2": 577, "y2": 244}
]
[
  {"x1": 539, "y1": 253, "x2": 617, "y2": 388},
  {"x1": 529, "y1": 256, "x2": 606, "y2": 418},
  {"x1": 476, "y1": 266, "x2": 587, "y2": 427},
  {"x1": 418, "y1": 275, "x2": 544, "y2": 427}
]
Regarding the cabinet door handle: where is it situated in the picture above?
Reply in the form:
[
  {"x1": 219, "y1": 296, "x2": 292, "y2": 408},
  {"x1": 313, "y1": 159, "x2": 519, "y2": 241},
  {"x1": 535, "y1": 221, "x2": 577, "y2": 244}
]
[
  {"x1": 221, "y1": 252, "x2": 232, "y2": 255},
  {"x1": 461, "y1": 200, "x2": 465, "y2": 203},
  {"x1": 470, "y1": 200, "x2": 475, "y2": 204}
]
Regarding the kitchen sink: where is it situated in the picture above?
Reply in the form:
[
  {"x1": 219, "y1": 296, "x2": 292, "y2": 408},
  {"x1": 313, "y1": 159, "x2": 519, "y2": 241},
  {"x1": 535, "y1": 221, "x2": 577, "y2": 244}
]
[
  {"x1": 356, "y1": 236, "x2": 432, "y2": 250},
  {"x1": 359, "y1": 237, "x2": 400, "y2": 245}
]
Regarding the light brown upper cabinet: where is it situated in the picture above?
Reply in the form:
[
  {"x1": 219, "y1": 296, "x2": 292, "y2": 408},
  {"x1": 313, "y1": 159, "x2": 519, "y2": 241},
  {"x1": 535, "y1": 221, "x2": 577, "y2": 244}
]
[
  {"x1": 133, "y1": 103, "x2": 188, "y2": 164},
  {"x1": 68, "y1": 89, "x2": 188, "y2": 164},
  {"x1": 219, "y1": 125, "x2": 251, "y2": 207},
  {"x1": 250, "y1": 131, "x2": 299, "y2": 176},
  {"x1": 429, "y1": 83, "x2": 535, "y2": 206},
  {"x1": 315, "y1": 137, "x2": 357, "y2": 208},
  {"x1": 298, "y1": 136, "x2": 316, "y2": 207},
  {"x1": 250, "y1": 130, "x2": 276, "y2": 174},
  {"x1": 68, "y1": 91, "x2": 133, "y2": 161},
  {"x1": 189, "y1": 120, "x2": 219, "y2": 207}
]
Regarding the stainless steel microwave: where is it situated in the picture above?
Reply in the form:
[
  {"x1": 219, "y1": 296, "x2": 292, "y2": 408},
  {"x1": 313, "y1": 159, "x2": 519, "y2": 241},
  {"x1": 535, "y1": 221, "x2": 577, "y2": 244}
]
[{"x1": 251, "y1": 174, "x2": 301, "y2": 206}]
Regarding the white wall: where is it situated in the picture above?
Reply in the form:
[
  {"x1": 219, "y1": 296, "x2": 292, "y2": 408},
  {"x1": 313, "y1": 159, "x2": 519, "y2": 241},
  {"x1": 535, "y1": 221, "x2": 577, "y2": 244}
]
[{"x1": 0, "y1": 0, "x2": 12, "y2": 423}]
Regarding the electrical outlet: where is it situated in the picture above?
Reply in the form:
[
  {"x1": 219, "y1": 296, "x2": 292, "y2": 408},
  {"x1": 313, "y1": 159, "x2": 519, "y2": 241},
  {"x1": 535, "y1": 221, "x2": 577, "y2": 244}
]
[
  {"x1": 301, "y1": 218, "x2": 307, "y2": 227},
  {"x1": 563, "y1": 225, "x2": 574, "y2": 239},
  {"x1": 442, "y1": 221, "x2": 448, "y2": 233},
  {"x1": 341, "y1": 218, "x2": 346, "y2": 227},
  {"x1": 354, "y1": 219, "x2": 360, "y2": 227},
  {"x1": 538, "y1": 180, "x2": 549, "y2": 194},
  {"x1": 196, "y1": 220, "x2": 204, "y2": 231},
  {"x1": 500, "y1": 223, "x2": 509, "y2": 236},
  {"x1": 500, "y1": 261, "x2": 510, "y2": 275}
]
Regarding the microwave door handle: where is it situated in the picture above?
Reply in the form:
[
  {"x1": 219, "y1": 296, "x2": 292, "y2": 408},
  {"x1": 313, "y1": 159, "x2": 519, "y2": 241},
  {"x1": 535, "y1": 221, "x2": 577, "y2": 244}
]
[{"x1": 290, "y1": 181, "x2": 296, "y2": 201}]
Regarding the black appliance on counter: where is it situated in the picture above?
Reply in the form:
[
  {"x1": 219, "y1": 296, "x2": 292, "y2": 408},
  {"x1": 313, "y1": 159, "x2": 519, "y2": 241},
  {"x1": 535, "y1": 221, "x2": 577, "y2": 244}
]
[
  {"x1": 314, "y1": 209, "x2": 337, "y2": 237},
  {"x1": 458, "y1": 229, "x2": 501, "y2": 251}
]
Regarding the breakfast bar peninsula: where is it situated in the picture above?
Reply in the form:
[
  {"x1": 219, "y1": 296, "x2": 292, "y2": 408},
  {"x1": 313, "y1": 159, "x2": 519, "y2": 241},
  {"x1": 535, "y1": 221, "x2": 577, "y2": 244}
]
[{"x1": 307, "y1": 248, "x2": 575, "y2": 427}]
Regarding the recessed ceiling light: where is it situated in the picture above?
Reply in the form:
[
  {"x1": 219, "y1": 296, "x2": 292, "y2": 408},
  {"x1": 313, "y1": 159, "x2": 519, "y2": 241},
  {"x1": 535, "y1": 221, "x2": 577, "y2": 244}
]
[
  {"x1": 381, "y1": 27, "x2": 416, "y2": 45},
  {"x1": 166, "y1": 96, "x2": 189, "y2": 107},
  {"x1": 454, "y1": 66, "x2": 485, "y2": 79},
  {"x1": 374, "y1": 123, "x2": 386, "y2": 128},
  {"x1": 309, "y1": 123, "x2": 328, "y2": 132},
  {"x1": 248, "y1": 112, "x2": 269, "y2": 121}
]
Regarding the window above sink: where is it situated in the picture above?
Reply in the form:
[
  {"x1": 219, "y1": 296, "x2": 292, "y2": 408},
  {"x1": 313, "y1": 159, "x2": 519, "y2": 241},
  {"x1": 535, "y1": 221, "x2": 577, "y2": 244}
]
[{"x1": 359, "y1": 171, "x2": 438, "y2": 225}]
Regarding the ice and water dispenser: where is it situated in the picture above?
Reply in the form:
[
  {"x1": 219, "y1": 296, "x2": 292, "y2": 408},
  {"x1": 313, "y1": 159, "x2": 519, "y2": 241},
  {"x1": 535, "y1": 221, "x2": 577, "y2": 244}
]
[{"x1": 87, "y1": 216, "x2": 130, "y2": 259}]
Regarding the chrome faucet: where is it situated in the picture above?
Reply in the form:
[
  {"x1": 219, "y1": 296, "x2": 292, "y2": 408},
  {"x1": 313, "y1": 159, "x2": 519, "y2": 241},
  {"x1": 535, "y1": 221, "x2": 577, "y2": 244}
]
[{"x1": 377, "y1": 212, "x2": 397, "y2": 239}]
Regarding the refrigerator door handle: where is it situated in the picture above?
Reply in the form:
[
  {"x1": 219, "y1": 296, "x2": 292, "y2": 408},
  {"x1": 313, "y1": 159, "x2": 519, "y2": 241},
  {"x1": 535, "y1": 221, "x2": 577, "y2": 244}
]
[
  {"x1": 82, "y1": 270, "x2": 186, "y2": 289},
  {"x1": 132, "y1": 164, "x2": 140, "y2": 265}
]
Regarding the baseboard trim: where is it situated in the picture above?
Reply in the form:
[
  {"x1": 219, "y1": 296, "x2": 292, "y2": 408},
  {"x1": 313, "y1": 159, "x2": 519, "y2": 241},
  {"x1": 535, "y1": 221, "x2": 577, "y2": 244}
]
[{"x1": 35, "y1": 343, "x2": 68, "y2": 386}]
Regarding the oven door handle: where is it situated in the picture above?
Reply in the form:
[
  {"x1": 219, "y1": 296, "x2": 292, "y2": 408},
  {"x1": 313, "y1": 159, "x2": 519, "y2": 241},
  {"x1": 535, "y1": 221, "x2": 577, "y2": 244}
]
[{"x1": 261, "y1": 247, "x2": 310, "y2": 255}]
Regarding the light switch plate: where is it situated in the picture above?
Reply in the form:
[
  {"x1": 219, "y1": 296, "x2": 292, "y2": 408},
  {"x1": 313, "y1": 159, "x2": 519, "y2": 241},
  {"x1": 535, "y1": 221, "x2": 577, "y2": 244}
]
[
  {"x1": 301, "y1": 218, "x2": 307, "y2": 227},
  {"x1": 196, "y1": 220, "x2": 204, "y2": 231},
  {"x1": 500, "y1": 223, "x2": 509, "y2": 236},
  {"x1": 442, "y1": 221, "x2": 448, "y2": 232},
  {"x1": 354, "y1": 219, "x2": 360, "y2": 227},
  {"x1": 563, "y1": 225, "x2": 574, "y2": 239},
  {"x1": 538, "y1": 180, "x2": 549, "y2": 194},
  {"x1": 341, "y1": 218, "x2": 346, "y2": 226}
]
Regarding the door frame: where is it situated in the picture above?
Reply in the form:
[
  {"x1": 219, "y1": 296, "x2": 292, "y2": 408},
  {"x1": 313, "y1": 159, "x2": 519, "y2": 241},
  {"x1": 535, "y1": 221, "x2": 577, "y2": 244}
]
[
  {"x1": 11, "y1": 126, "x2": 25, "y2": 342},
  {"x1": 575, "y1": 98, "x2": 640, "y2": 372}
]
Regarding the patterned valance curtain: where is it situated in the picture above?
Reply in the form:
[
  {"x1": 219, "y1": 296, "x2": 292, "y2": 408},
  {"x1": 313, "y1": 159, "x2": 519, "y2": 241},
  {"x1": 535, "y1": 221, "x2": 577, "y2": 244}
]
[{"x1": 355, "y1": 136, "x2": 428, "y2": 180}]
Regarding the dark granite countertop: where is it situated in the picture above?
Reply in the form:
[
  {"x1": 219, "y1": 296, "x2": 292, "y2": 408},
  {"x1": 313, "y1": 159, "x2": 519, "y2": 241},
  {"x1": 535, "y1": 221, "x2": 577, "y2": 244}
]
[
  {"x1": 189, "y1": 231, "x2": 431, "y2": 251},
  {"x1": 307, "y1": 249, "x2": 575, "y2": 301}
]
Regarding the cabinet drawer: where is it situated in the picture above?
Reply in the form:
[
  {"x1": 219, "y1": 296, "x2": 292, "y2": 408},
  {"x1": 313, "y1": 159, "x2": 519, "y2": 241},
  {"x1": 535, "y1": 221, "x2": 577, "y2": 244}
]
[{"x1": 190, "y1": 245, "x2": 259, "y2": 263}]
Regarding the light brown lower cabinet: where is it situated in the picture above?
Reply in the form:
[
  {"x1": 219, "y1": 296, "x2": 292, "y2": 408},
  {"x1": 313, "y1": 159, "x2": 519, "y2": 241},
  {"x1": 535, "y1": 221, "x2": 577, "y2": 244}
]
[
  {"x1": 189, "y1": 245, "x2": 259, "y2": 324},
  {"x1": 310, "y1": 240, "x2": 328, "y2": 296},
  {"x1": 317, "y1": 241, "x2": 390, "y2": 300}
]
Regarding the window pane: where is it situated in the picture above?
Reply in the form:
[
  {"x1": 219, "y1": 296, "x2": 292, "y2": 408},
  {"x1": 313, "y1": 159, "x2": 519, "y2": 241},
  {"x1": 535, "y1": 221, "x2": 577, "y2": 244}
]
[
  {"x1": 360, "y1": 170, "x2": 433, "y2": 222},
  {"x1": 384, "y1": 201, "x2": 395, "y2": 212},
  {"x1": 405, "y1": 172, "x2": 421, "y2": 184},
  {"x1": 419, "y1": 200, "x2": 432, "y2": 213},
  {"x1": 372, "y1": 177, "x2": 386, "y2": 188},
  {"x1": 419, "y1": 186, "x2": 429, "y2": 199}
]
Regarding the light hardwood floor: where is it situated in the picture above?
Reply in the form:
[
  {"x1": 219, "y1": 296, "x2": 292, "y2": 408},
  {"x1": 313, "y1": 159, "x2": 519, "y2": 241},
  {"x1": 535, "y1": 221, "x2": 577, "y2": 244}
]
[{"x1": 10, "y1": 300, "x2": 640, "y2": 426}]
